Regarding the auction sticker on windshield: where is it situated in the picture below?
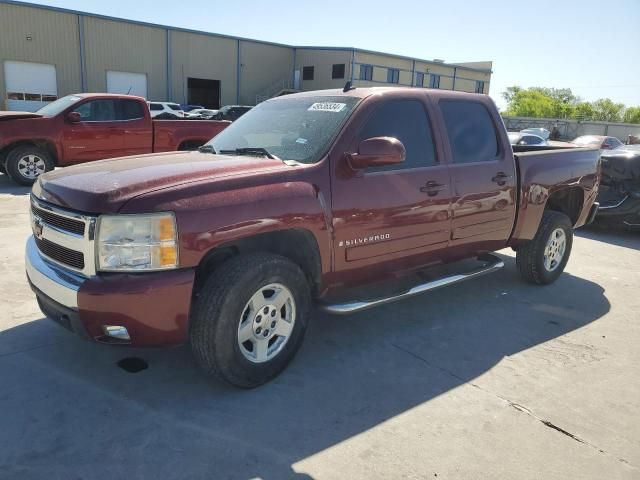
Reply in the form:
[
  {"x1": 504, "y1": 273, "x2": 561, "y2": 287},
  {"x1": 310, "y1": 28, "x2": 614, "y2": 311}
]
[{"x1": 308, "y1": 102, "x2": 347, "y2": 112}]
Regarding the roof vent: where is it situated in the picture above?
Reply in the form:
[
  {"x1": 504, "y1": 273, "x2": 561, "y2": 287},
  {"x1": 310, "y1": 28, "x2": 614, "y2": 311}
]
[{"x1": 433, "y1": 59, "x2": 445, "y2": 63}]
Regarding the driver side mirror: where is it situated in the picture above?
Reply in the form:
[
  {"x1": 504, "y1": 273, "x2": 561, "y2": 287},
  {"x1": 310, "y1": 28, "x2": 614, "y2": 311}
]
[
  {"x1": 66, "y1": 111, "x2": 81, "y2": 123},
  {"x1": 347, "y1": 136, "x2": 406, "y2": 169}
]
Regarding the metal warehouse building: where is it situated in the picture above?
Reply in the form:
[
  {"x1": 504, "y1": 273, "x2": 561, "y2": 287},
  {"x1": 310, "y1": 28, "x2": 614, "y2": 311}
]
[{"x1": 0, "y1": 0, "x2": 493, "y2": 111}]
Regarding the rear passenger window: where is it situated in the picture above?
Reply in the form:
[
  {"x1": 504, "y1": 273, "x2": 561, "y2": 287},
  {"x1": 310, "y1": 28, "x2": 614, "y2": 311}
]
[
  {"x1": 440, "y1": 101, "x2": 499, "y2": 163},
  {"x1": 118, "y1": 100, "x2": 144, "y2": 120},
  {"x1": 358, "y1": 99, "x2": 437, "y2": 171},
  {"x1": 149, "y1": 103, "x2": 162, "y2": 111}
]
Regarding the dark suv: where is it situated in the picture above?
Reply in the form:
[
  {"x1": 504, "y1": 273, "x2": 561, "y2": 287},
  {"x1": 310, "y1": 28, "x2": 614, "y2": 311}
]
[{"x1": 215, "y1": 105, "x2": 252, "y2": 121}]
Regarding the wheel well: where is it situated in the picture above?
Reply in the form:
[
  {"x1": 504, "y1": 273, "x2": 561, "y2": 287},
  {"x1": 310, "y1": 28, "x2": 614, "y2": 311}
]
[
  {"x1": 1, "y1": 140, "x2": 58, "y2": 165},
  {"x1": 194, "y1": 229, "x2": 322, "y2": 297},
  {"x1": 545, "y1": 187, "x2": 584, "y2": 225},
  {"x1": 178, "y1": 139, "x2": 206, "y2": 151}
]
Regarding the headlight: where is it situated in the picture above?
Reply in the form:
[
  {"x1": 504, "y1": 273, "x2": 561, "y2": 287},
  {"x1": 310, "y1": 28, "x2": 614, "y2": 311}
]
[{"x1": 96, "y1": 213, "x2": 178, "y2": 272}]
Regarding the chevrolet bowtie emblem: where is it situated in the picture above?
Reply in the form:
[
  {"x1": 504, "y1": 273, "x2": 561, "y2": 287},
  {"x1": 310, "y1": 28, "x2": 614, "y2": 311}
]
[{"x1": 32, "y1": 216, "x2": 44, "y2": 239}]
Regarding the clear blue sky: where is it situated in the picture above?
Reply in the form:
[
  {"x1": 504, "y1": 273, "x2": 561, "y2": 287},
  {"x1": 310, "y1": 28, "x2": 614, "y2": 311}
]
[{"x1": 30, "y1": 0, "x2": 640, "y2": 109}]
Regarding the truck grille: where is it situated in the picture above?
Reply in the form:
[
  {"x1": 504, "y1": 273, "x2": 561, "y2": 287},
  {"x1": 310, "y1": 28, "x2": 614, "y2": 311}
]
[
  {"x1": 34, "y1": 237, "x2": 85, "y2": 269},
  {"x1": 30, "y1": 195, "x2": 96, "y2": 276},
  {"x1": 31, "y1": 204, "x2": 85, "y2": 235}
]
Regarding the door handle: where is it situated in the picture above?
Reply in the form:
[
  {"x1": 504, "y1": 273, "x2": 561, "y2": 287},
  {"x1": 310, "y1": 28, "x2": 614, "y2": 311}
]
[
  {"x1": 420, "y1": 180, "x2": 445, "y2": 197},
  {"x1": 491, "y1": 172, "x2": 513, "y2": 186}
]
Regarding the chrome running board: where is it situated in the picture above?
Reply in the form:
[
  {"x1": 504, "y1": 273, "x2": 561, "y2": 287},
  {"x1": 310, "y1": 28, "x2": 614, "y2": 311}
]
[{"x1": 319, "y1": 253, "x2": 504, "y2": 315}]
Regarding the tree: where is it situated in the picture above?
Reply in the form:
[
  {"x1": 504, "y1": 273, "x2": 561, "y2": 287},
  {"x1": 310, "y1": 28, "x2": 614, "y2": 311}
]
[
  {"x1": 623, "y1": 106, "x2": 640, "y2": 124},
  {"x1": 590, "y1": 98, "x2": 624, "y2": 122},
  {"x1": 574, "y1": 102, "x2": 595, "y2": 121}
]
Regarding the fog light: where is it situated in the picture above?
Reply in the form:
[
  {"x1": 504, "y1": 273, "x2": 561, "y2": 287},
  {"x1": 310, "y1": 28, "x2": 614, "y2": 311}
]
[{"x1": 102, "y1": 325, "x2": 130, "y2": 341}]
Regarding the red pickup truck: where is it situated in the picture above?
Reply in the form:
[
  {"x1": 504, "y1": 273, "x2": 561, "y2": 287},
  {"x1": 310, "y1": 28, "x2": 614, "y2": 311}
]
[
  {"x1": 0, "y1": 93, "x2": 229, "y2": 185},
  {"x1": 25, "y1": 87, "x2": 600, "y2": 387}
]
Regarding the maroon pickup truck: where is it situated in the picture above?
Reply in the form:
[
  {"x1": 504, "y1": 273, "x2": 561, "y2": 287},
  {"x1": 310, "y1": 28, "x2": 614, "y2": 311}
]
[
  {"x1": 0, "y1": 93, "x2": 229, "y2": 185},
  {"x1": 25, "y1": 87, "x2": 600, "y2": 388}
]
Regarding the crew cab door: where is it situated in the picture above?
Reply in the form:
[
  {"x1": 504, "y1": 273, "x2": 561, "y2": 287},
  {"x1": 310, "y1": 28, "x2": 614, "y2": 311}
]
[
  {"x1": 118, "y1": 99, "x2": 152, "y2": 156},
  {"x1": 331, "y1": 97, "x2": 452, "y2": 282},
  {"x1": 437, "y1": 99, "x2": 517, "y2": 256},
  {"x1": 61, "y1": 98, "x2": 125, "y2": 164}
]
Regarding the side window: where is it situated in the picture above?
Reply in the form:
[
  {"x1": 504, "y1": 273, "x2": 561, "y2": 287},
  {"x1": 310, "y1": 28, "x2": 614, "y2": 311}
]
[
  {"x1": 440, "y1": 100, "x2": 499, "y2": 164},
  {"x1": 72, "y1": 100, "x2": 117, "y2": 122},
  {"x1": 387, "y1": 68, "x2": 399, "y2": 84},
  {"x1": 118, "y1": 100, "x2": 145, "y2": 120},
  {"x1": 475, "y1": 81, "x2": 485, "y2": 94},
  {"x1": 360, "y1": 65, "x2": 373, "y2": 81},
  {"x1": 332, "y1": 64, "x2": 345, "y2": 79},
  {"x1": 429, "y1": 74, "x2": 440, "y2": 89},
  {"x1": 149, "y1": 103, "x2": 163, "y2": 111},
  {"x1": 358, "y1": 99, "x2": 437, "y2": 171}
]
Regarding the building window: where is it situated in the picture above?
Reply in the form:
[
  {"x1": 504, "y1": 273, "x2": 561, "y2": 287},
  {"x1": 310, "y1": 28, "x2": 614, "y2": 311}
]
[
  {"x1": 302, "y1": 66, "x2": 314, "y2": 81},
  {"x1": 332, "y1": 64, "x2": 346, "y2": 79},
  {"x1": 415, "y1": 72, "x2": 424, "y2": 87},
  {"x1": 429, "y1": 74, "x2": 441, "y2": 89},
  {"x1": 475, "y1": 81, "x2": 485, "y2": 94},
  {"x1": 360, "y1": 64, "x2": 373, "y2": 81},
  {"x1": 387, "y1": 68, "x2": 400, "y2": 84}
]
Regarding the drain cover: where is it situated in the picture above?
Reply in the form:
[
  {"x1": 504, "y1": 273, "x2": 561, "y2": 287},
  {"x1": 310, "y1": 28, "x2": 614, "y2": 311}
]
[{"x1": 117, "y1": 357, "x2": 148, "y2": 373}]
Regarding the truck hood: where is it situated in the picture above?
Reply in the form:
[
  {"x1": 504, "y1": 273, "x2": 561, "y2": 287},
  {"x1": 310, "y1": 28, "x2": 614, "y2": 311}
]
[
  {"x1": 35, "y1": 151, "x2": 288, "y2": 213},
  {"x1": 0, "y1": 111, "x2": 44, "y2": 121}
]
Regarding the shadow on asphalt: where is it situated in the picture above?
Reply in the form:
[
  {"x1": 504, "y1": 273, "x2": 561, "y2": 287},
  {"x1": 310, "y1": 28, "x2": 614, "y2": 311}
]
[
  {"x1": 0, "y1": 254, "x2": 610, "y2": 479},
  {"x1": 0, "y1": 173, "x2": 30, "y2": 196},
  {"x1": 577, "y1": 224, "x2": 639, "y2": 251}
]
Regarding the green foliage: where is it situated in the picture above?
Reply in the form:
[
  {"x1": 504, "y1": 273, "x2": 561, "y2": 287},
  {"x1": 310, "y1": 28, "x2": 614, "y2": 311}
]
[
  {"x1": 502, "y1": 86, "x2": 639, "y2": 124},
  {"x1": 623, "y1": 106, "x2": 640, "y2": 124}
]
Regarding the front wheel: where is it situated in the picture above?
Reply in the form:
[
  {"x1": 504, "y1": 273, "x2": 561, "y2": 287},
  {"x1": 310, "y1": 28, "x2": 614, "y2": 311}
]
[
  {"x1": 516, "y1": 210, "x2": 573, "y2": 285},
  {"x1": 190, "y1": 253, "x2": 311, "y2": 388},
  {"x1": 6, "y1": 146, "x2": 54, "y2": 186}
]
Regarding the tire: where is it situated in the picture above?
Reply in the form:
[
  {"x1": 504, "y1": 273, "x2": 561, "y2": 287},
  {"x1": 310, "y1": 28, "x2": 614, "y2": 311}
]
[
  {"x1": 6, "y1": 146, "x2": 54, "y2": 186},
  {"x1": 516, "y1": 210, "x2": 573, "y2": 285},
  {"x1": 190, "y1": 253, "x2": 311, "y2": 388}
]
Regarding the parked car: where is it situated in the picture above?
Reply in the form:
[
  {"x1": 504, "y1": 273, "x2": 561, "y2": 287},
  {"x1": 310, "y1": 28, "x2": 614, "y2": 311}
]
[
  {"x1": 186, "y1": 108, "x2": 219, "y2": 119},
  {"x1": 571, "y1": 135, "x2": 623, "y2": 151},
  {"x1": 0, "y1": 93, "x2": 230, "y2": 185},
  {"x1": 508, "y1": 132, "x2": 548, "y2": 146},
  {"x1": 520, "y1": 128, "x2": 550, "y2": 140},
  {"x1": 25, "y1": 87, "x2": 600, "y2": 388},
  {"x1": 180, "y1": 104, "x2": 204, "y2": 112},
  {"x1": 214, "y1": 105, "x2": 252, "y2": 121},
  {"x1": 595, "y1": 144, "x2": 640, "y2": 228},
  {"x1": 148, "y1": 101, "x2": 185, "y2": 118}
]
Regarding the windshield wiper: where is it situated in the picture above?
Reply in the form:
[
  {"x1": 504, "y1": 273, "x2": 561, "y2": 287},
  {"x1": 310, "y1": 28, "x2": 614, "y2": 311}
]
[
  {"x1": 198, "y1": 145, "x2": 216, "y2": 154},
  {"x1": 219, "y1": 147, "x2": 279, "y2": 160}
]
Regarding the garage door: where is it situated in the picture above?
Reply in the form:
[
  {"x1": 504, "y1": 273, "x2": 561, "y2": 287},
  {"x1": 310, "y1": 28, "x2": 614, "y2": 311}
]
[
  {"x1": 4, "y1": 61, "x2": 58, "y2": 112},
  {"x1": 106, "y1": 71, "x2": 147, "y2": 98}
]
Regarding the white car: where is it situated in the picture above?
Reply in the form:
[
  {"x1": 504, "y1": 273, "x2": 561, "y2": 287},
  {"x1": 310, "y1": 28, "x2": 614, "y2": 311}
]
[
  {"x1": 185, "y1": 108, "x2": 219, "y2": 119},
  {"x1": 147, "y1": 101, "x2": 184, "y2": 118},
  {"x1": 520, "y1": 128, "x2": 550, "y2": 140}
]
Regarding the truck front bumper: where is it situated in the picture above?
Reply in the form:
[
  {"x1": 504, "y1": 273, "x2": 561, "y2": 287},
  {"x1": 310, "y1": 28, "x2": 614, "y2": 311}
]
[{"x1": 26, "y1": 237, "x2": 196, "y2": 346}]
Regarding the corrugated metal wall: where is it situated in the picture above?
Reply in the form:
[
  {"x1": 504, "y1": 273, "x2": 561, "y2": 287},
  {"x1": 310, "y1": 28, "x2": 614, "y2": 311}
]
[
  {"x1": 295, "y1": 49, "x2": 353, "y2": 91},
  {"x1": 83, "y1": 16, "x2": 167, "y2": 100},
  {"x1": 169, "y1": 31, "x2": 237, "y2": 106},
  {"x1": 0, "y1": 3, "x2": 82, "y2": 109},
  {"x1": 239, "y1": 41, "x2": 293, "y2": 105},
  {"x1": 0, "y1": 2, "x2": 493, "y2": 109}
]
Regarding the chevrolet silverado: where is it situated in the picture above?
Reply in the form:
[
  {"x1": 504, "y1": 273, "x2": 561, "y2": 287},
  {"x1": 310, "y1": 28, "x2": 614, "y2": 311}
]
[{"x1": 25, "y1": 87, "x2": 600, "y2": 387}]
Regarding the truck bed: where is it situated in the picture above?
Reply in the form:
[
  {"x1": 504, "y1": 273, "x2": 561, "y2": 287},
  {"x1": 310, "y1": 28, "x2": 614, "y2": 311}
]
[{"x1": 509, "y1": 146, "x2": 601, "y2": 244}]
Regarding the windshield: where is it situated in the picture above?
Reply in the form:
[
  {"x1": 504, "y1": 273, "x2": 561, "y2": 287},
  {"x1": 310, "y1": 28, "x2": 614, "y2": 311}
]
[
  {"x1": 208, "y1": 95, "x2": 360, "y2": 163},
  {"x1": 36, "y1": 95, "x2": 83, "y2": 117}
]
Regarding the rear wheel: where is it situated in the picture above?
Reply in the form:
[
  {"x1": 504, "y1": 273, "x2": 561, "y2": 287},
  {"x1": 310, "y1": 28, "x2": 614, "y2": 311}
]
[
  {"x1": 190, "y1": 253, "x2": 311, "y2": 388},
  {"x1": 516, "y1": 210, "x2": 573, "y2": 285},
  {"x1": 6, "y1": 146, "x2": 54, "y2": 186}
]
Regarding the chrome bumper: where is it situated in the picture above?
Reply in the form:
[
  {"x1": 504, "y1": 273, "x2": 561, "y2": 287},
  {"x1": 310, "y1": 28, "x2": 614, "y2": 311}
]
[{"x1": 25, "y1": 236, "x2": 85, "y2": 309}]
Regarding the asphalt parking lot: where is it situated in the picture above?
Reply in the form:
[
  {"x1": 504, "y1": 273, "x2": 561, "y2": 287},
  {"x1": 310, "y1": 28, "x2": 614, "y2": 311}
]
[{"x1": 0, "y1": 173, "x2": 638, "y2": 480}]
